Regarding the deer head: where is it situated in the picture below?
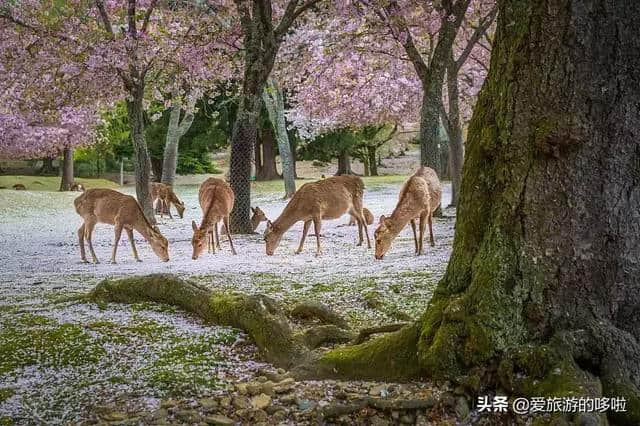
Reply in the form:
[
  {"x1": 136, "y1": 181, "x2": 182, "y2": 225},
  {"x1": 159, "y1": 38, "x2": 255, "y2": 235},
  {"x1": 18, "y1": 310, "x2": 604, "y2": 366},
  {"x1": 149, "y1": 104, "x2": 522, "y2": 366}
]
[
  {"x1": 191, "y1": 220, "x2": 207, "y2": 260},
  {"x1": 264, "y1": 220, "x2": 283, "y2": 256},
  {"x1": 251, "y1": 206, "x2": 268, "y2": 223},
  {"x1": 175, "y1": 201, "x2": 186, "y2": 219},
  {"x1": 374, "y1": 216, "x2": 394, "y2": 260},
  {"x1": 148, "y1": 227, "x2": 170, "y2": 262}
]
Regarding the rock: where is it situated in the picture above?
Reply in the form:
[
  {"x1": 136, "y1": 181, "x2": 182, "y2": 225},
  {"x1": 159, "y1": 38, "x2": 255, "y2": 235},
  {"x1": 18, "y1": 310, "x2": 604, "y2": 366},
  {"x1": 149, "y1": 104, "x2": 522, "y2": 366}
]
[
  {"x1": 369, "y1": 384, "x2": 389, "y2": 397},
  {"x1": 235, "y1": 409, "x2": 251, "y2": 419},
  {"x1": 261, "y1": 381, "x2": 275, "y2": 396},
  {"x1": 199, "y1": 397, "x2": 219, "y2": 410},
  {"x1": 273, "y1": 378, "x2": 295, "y2": 393},
  {"x1": 272, "y1": 410, "x2": 287, "y2": 421},
  {"x1": 455, "y1": 396, "x2": 470, "y2": 420},
  {"x1": 251, "y1": 393, "x2": 271, "y2": 410},
  {"x1": 280, "y1": 394, "x2": 297, "y2": 405},
  {"x1": 160, "y1": 399, "x2": 178, "y2": 409},
  {"x1": 370, "y1": 415, "x2": 390, "y2": 426},
  {"x1": 364, "y1": 291, "x2": 382, "y2": 309},
  {"x1": 400, "y1": 413, "x2": 416, "y2": 424},
  {"x1": 232, "y1": 396, "x2": 251, "y2": 410},
  {"x1": 219, "y1": 396, "x2": 231, "y2": 409},
  {"x1": 252, "y1": 409, "x2": 268, "y2": 421},
  {"x1": 235, "y1": 383, "x2": 248, "y2": 395},
  {"x1": 149, "y1": 408, "x2": 168, "y2": 420},
  {"x1": 101, "y1": 411, "x2": 128, "y2": 421},
  {"x1": 296, "y1": 399, "x2": 316, "y2": 412},
  {"x1": 175, "y1": 409, "x2": 199, "y2": 423},
  {"x1": 256, "y1": 375, "x2": 268, "y2": 382},
  {"x1": 246, "y1": 382, "x2": 263, "y2": 395},
  {"x1": 441, "y1": 391, "x2": 456, "y2": 408},
  {"x1": 205, "y1": 414, "x2": 234, "y2": 425}
]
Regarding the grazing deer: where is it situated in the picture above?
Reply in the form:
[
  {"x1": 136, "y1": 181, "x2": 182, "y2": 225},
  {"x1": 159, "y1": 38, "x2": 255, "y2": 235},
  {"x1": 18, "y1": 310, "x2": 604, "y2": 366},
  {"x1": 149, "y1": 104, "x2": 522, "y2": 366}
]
[
  {"x1": 264, "y1": 175, "x2": 371, "y2": 256},
  {"x1": 191, "y1": 178, "x2": 236, "y2": 259},
  {"x1": 151, "y1": 183, "x2": 185, "y2": 219},
  {"x1": 374, "y1": 167, "x2": 442, "y2": 259},
  {"x1": 74, "y1": 188, "x2": 169, "y2": 264},
  {"x1": 347, "y1": 207, "x2": 374, "y2": 226}
]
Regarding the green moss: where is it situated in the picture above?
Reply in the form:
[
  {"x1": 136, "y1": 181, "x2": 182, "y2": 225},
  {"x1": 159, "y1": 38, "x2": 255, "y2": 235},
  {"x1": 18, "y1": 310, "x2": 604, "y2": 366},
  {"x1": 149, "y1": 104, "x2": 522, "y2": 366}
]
[
  {"x1": 0, "y1": 315, "x2": 104, "y2": 374},
  {"x1": 0, "y1": 388, "x2": 15, "y2": 403},
  {"x1": 601, "y1": 378, "x2": 640, "y2": 426},
  {"x1": 0, "y1": 416, "x2": 13, "y2": 426}
]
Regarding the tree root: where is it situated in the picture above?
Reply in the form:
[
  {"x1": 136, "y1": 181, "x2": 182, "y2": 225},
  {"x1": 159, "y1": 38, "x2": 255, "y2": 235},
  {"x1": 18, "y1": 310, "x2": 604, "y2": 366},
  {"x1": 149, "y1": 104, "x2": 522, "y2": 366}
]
[
  {"x1": 302, "y1": 325, "x2": 355, "y2": 349},
  {"x1": 317, "y1": 396, "x2": 437, "y2": 421},
  {"x1": 352, "y1": 323, "x2": 409, "y2": 345},
  {"x1": 290, "y1": 301, "x2": 349, "y2": 329}
]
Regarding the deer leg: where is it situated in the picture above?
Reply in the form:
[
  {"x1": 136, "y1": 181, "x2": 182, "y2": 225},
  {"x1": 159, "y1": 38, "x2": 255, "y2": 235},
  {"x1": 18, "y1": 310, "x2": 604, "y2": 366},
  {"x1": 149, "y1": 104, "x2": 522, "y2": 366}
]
[
  {"x1": 214, "y1": 223, "x2": 222, "y2": 250},
  {"x1": 78, "y1": 224, "x2": 88, "y2": 263},
  {"x1": 351, "y1": 202, "x2": 372, "y2": 249},
  {"x1": 126, "y1": 228, "x2": 141, "y2": 262},
  {"x1": 296, "y1": 220, "x2": 311, "y2": 254},
  {"x1": 429, "y1": 213, "x2": 435, "y2": 247},
  {"x1": 410, "y1": 219, "x2": 419, "y2": 254},
  {"x1": 223, "y1": 216, "x2": 237, "y2": 255},
  {"x1": 208, "y1": 228, "x2": 215, "y2": 254},
  {"x1": 85, "y1": 217, "x2": 99, "y2": 264},
  {"x1": 312, "y1": 215, "x2": 323, "y2": 257},
  {"x1": 417, "y1": 213, "x2": 428, "y2": 256},
  {"x1": 111, "y1": 222, "x2": 123, "y2": 264},
  {"x1": 165, "y1": 200, "x2": 173, "y2": 219}
]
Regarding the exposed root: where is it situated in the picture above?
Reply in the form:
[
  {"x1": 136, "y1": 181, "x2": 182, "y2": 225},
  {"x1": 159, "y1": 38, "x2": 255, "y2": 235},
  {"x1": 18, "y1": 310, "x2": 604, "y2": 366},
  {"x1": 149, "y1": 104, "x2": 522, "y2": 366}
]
[
  {"x1": 290, "y1": 301, "x2": 349, "y2": 329},
  {"x1": 302, "y1": 325, "x2": 355, "y2": 349},
  {"x1": 353, "y1": 323, "x2": 409, "y2": 345}
]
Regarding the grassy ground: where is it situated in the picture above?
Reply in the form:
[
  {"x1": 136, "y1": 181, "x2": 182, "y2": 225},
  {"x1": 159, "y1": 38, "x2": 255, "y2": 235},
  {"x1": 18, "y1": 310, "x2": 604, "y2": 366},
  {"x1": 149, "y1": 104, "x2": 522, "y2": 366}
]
[{"x1": 0, "y1": 176, "x2": 118, "y2": 192}]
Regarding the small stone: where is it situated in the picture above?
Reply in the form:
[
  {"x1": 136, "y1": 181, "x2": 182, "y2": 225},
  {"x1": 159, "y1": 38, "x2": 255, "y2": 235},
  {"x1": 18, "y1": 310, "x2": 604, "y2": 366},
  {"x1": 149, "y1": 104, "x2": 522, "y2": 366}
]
[
  {"x1": 235, "y1": 409, "x2": 251, "y2": 419},
  {"x1": 400, "y1": 413, "x2": 415, "y2": 424},
  {"x1": 149, "y1": 408, "x2": 168, "y2": 420},
  {"x1": 160, "y1": 399, "x2": 177, "y2": 409},
  {"x1": 246, "y1": 382, "x2": 263, "y2": 395},
  {"x1": 273, "y1": 378, "x2": 295, "y2": 393},
  {"x1": 369, "y1": 384, "x2": 388, "y2": 397},
  {"x1": 219, "y1": 396, "x2": 231, "y2": 409},
  {"x1": 101, "y1": 411, "x2": 128, "y2": 421},
  {"x1": 251, "y1": 393, "x2": 271, "y2": 410},
  {"x1": 205, "y1": 414, "x2": 234, "y2": 425},
  {"x1": 233, "y1": 396, "x2": 251, "y2": 410},
  {"x1": 296, "y1": 398, "x2": 316, "y2": 412},
  {"x1": 272, "y1": 410, "x2": 287, "y2": 421},
  {"x1": 199, "y1": 397, "x2": 219, "y2": 410},
  {"x1": 256, "y1": 375, "x2": 268, "y2": 382},
  {"x1": 235, "y1": 383, "x2": 248, "y2": 395},
  {"x1": 175, "y1": 409, "x2": 199, "y2": 422},
  {"x1": 277, "y1": 368, "x2": 286, "y2": 374},
  {"x1": 370, "y1": 415, "x2": 390, "y2": 426},
  {"x1": 252, "y1": 409, "x2": 268, "y2": 421},
  {"x1": 261, "y1": 381, "x2": 275, "y2": 396}
]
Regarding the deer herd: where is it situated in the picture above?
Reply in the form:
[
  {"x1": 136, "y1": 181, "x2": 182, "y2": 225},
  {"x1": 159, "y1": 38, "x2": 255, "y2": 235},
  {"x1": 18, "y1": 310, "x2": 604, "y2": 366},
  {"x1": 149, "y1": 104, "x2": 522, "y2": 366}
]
[{"x1": 73, "y1": 167, "x2": 442, "y2": 264}]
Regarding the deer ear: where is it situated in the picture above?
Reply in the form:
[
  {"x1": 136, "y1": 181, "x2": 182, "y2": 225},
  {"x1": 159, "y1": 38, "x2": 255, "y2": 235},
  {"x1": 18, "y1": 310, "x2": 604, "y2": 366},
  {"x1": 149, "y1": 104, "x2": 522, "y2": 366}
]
[
  {"x1": 379, "y1": 215, "x2": 386, "y2": 224},
  {"x1": 191, "y1": 220, "x2": 198, "y2": 232},
  {"x1": 266, "y1": 220, "x2": 273, "y2": 230},
  {"x1": 251, "y1": 207, "x2": 256, "y2": 213},
  {"x1": 153, "y1": 225, "x2": 160, "y2": 233}
]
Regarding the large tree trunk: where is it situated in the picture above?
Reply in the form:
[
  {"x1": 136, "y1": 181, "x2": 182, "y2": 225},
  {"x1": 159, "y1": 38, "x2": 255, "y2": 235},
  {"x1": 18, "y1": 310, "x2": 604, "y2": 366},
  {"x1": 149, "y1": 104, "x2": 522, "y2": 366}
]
[
  {"x1": 263, "y1": 80, "x2": 296, "y2": 198},
  {"x1": 367, "y1": 146, "x2": 378, "y2": 176},
  {"x1": 229, "y1": 97, "x2": 261, "y2": 233},
  {"x1": 126, "y1": 89, "x2": 155, "y2": 224},
  {"x1": 59, "y1": 147, "x2": 74, "y2": 191},
  {"x1": 307, "y1": 1, "x2": 640, "y2": 424},
  {"x1": 336, "y1": 149, "x2": 353, "y2": 176}
]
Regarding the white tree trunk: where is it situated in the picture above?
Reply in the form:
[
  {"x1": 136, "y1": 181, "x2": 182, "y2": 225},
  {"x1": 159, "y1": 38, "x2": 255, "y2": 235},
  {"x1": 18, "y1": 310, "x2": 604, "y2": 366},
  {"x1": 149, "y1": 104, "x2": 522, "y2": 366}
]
[
  {"x1": 161, "y1": 89, "x2": 195, "y2": 186},
  {"x1": 263, "y1": 79, "x2": 296, "y2": 198}
]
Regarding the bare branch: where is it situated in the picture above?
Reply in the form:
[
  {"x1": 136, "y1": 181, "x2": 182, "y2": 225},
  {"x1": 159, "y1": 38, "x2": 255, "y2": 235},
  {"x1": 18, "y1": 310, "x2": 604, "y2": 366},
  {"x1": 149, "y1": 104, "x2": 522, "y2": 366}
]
[
  {"x1": 141, "y1": 0, "x2": 159, "y2": 33},
  {"x1": 127, "y1": 0, "x2": 137, "y2": 37},
  {"x1": 95, "y1": 0, "x2": 115, "y2": 36},
  {"x1": 274, "y1": 0, "x2": 321, "y2": 41},
  {"x1": 454, "y1": 6, "x2": 497, "y2": 71}
]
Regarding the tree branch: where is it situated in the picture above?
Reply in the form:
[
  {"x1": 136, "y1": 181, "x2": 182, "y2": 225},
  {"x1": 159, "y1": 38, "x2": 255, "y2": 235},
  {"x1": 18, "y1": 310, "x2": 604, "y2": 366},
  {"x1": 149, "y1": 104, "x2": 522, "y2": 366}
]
[
  {"x1": 274, "y1": 0, "x2": 321, "y2": 42},
  {"x1": 127, "y1": 0, "x2": 137, "y2": 37},
  {"x1": 141, "y1": 0, "x2": 158, "y2": 33},
  {"x1": 95, "y1": 0, "x2": 115, "y2": 36},
  {"x1": 454, "y1": 6, "x2": 497, "y2": 71}
]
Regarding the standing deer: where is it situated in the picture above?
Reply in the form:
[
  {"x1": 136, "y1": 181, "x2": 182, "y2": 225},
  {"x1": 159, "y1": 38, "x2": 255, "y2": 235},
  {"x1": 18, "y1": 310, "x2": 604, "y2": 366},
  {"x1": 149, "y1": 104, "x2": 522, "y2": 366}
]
[
  {"x1": 74, "y1": 188, "x2": 169, "y2": 264},
  {"x1": 264, "y1": 175, "x2": 371, "y2": 256},
  {"x1": 374, "y1": 167, "x2": 442, "y2": 259},
  {"x1": 191, "y1": 178, "x2": 236, "y2": 259},
  {"x1": 221, "y1": 206, "x2": 268, "y2": 236},
  {"x1": 150, "y1": 183, "x2": 185, "y2": 219}
]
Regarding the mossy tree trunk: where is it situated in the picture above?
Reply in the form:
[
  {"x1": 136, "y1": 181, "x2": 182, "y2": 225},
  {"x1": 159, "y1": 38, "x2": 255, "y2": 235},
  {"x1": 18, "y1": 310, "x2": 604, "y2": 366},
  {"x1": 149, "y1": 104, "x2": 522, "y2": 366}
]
[
  {"x1": 312, "y1": 1, "x2": 640, "y2": 423},
  {"x1": 59, "y1": 147, "x2": 74, "y2": 191}
]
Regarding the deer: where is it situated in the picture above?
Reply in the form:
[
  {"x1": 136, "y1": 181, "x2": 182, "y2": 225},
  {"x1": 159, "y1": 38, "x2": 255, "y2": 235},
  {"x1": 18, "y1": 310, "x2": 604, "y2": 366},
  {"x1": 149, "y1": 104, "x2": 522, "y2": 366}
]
[
  {"x1": 264, "y1": 175, "x2": 371, "y2": 256},
  {"x1": 220, "y1": 206, "x2": 268, "y2": 237},
  {"x1": 70, "y1": 182, "x2": 85, "y2": 192},
  {"x1": 191, "y1": 177, "x2": 236, "y2": 259},
  {"x1": 374, "y1": 167, "x2": 442, "y2": 259},
  {"x1": 347, "y1": 207, "x2": 374, "y2": 226},
  {"x1": 150, "y1": 182, "x2": 185, "y2": 219},
  {"x1": 74, "y1": 188, "x2": 169, "y2": 264}
]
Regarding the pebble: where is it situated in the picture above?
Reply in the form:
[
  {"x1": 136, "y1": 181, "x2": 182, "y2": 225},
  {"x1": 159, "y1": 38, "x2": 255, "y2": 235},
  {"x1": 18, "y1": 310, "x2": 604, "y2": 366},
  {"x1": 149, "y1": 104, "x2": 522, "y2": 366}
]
[
  {"x1": 199, "y1": 397, "x2": 219, "y2": 410},
  {"x1": 233, "y1": 396, "x2": 251, "y2": 410},
  {"x1": 251, "y1": 393, "x2": 272, "y2": 410},
  {"x1": 205, "y1": 414, "x2": 235, "y2": 425}
]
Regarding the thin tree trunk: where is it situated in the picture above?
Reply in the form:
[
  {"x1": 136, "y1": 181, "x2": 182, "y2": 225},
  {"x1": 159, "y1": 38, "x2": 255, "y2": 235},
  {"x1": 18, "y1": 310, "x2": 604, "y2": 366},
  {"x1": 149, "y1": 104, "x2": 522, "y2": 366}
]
[
  {"x1": 446, "y1": 54, "x2": 463, "y2": 207},
  {"x1": 363, "y1": 155, "x2": 370, "y2": 177},
  {"x1": 40, "y1": 157, "x2": 55, "y2": 175},
  {"x1": 336, "y1": 150, "x2": 353, "y2": 176},
  {"x1": 367, "y1": 146, "x2": 378, "y2": 176},
  {"x1": 263, "y1": 80, "x2": 296, "y2": 198},
  {"x1": 161, "y1": 93, "x2": 195, "y2": 186},
  {"x1": 126, "y1": 89, "x2": 155, "y2": 224},
  {"x1": 310, "y1": 2, "x2": 640, "y2": 424},
  {"x1": 59, "y1": 147, "x2": 74, "y2": 191},
  {"x1": 150, "y1": 157, "x2": 162, "y2": 183},
  {"x1": 290, "y1": 137, "x2": 298, "y2": 179}
]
